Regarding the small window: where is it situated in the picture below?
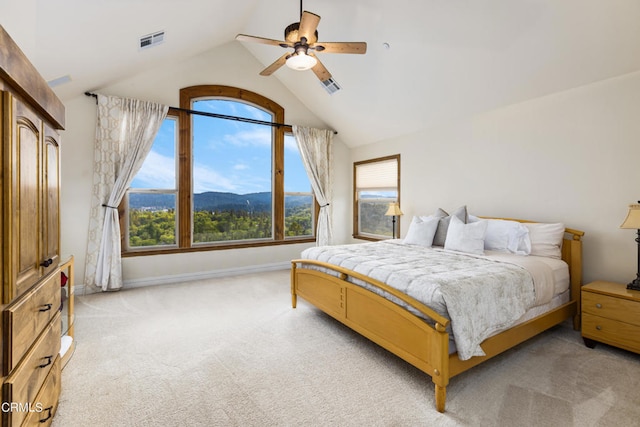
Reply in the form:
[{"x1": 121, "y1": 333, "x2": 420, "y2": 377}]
[{"x1": 353, "y1": 155, "x2": 400, "y2": 240}]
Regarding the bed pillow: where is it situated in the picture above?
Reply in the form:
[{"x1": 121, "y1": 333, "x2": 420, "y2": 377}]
[
  {"x1": 444, "y1": 215, "x2": 488, "y2": 255},
  {"x1": 484, "y1": 219, "x2": 531, "y2": 255},
  {"x1": 524, "y1": 222, "x2": 565, "y2": 259},
  {"x1": 432, "y1": 205, "x2": 468, "y2": 247},
  {"x1": 403, "y1": 216, "x2": 440, "y2": 247},
  {"x1": 469, "y1": 215, "x2": 531, "y2": 255}
]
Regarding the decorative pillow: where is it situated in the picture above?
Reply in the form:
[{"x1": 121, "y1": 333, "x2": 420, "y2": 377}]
[
  {"x1": 403, "y1": 216, "x2": 440, "y2": 247},
  {"x1": 432, "y1": 205, "x2": 468, "y2": 247},
  {"x1": 444, "y1": 215, "x2": 488, "y2": 255},
  {"x1": 523, "y1": 222, "x2": 565, "y2": 259}
]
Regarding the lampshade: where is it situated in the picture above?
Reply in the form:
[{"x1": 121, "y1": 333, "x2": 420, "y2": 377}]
[
  {"x1": 286, "y1": 52, "x2": 317, "y2": 71},
  {"x1": 620, "y1": 204, "x2": 640, "y2": 229},
  {"x1": 385, "y1": 202, "x2": 403, "y2": 217}
]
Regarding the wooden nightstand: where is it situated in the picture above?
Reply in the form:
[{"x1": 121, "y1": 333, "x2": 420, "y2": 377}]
[{"x1": 581, "y1": 281, "x2": 640, "y2": 354}]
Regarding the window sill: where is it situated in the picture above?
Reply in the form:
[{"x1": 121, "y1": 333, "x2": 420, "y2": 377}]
[
  {"x1": 352, "y1": 234, "x2": 387, "y2": 242},
  {"x1": 122, "y1": 237, "x2": 316, "y2": 257}
]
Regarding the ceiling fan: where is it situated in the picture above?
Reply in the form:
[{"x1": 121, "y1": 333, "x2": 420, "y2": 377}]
[{"x1": 235, "y1": 1, "x2": 367, "y2": 82}]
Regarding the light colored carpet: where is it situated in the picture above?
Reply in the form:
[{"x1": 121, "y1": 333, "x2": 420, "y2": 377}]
[{"x1": 53, "y1": 270, "x2": 640, "y2": 427}]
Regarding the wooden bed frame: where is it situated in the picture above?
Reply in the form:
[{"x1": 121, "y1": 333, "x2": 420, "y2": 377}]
[{"x1": 291, "y1": 219, "x2": 584, "y2": 413}]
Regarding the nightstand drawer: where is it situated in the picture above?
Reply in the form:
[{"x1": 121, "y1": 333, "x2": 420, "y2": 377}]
[
  {"x1": 582, "y1": 291, "x2": 640, "y2": 326},
  {"x1": 582, "y1": 312, "x2": 640, "y2": 353}
]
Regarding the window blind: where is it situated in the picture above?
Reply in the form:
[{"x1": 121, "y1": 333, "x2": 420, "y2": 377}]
[{"x1": 355, "y1": 158, "x2": 398, "y2": 190}]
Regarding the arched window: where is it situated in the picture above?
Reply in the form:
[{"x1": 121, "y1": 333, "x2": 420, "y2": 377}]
[{"x1": 122, "y1": 85, "x2": 316, "y2": 255}]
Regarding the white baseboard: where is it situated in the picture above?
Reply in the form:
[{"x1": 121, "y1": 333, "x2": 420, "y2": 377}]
[{"x1": 77, "y1": 261, "x2": 290, "y2": 295}]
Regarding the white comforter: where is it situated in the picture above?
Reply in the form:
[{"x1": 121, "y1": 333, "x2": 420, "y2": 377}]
[{"x1": 300, "y1": 240, "x2": 556, "y2": 360}]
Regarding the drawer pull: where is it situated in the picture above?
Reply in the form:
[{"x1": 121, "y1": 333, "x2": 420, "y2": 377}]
[
  {"x1": 38, "y1": 355, "x2": 53, "y2": 368},
  {"x1": 39, "y1": 406, "x2": 53, "y2": 423},
  {"x1": 596, "y1": 325, "x2": 602, "y2": 331},
  {"x1": 39, "y1": 303, "x2": 53, "y2": 312},
  {"x1": 595, "y1": 303, "x2": 602, "y2": 309},
  {"x1": 40, "y1": 258, "x2": 53, "y2": 267}
]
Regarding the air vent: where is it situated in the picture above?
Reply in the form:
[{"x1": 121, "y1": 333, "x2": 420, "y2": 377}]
[
  {"x1": 47, "y1": 75, "x2": 72, "y2": 87},
  {"x1": 320, "y1": 77, "x2": 341, "y2": 95},
  {"x1": 139, "y1": 31, "x2": 165, "y2": 50}
]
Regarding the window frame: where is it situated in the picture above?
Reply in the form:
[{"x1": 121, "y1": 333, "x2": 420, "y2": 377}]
[
  {"x1": 353, "y1": 154, "x2": 401, "y2": 241},
  {"x1": 121, "y1": 85, "x2": 317, "y2": 257}
]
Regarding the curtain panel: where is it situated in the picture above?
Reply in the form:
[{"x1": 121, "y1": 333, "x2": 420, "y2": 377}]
[
  {"x1": 292, "y1": 126, "x2": 334, "y2": 246},
  {"x1": 84, "y1": 95, "x2": 168, "y2": 291}
]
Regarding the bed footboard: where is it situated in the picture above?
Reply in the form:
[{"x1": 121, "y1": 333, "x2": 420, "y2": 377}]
[{"x1": 291, "y1": 260, "x2": 451, "y2": 412}]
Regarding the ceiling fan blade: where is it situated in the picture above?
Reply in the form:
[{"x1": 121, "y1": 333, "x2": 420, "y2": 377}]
[
  {"x1": 236, "y1": 34, "x2": 292, "y2": 48},
  {"x1": 260, "y1": 53, "x2": 290, "y2": 76},
  {"x1": 310, "y1": 56, "x2": 332, "y2": 82},
  {"x1": 299, "y1": 11, "x2": 320, "y2": 43},
  {"x1": 313, "y1": 42, "x2": 367, "y2": 54}
]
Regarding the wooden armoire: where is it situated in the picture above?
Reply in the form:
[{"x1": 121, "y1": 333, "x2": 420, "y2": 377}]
[{"x1": 0, "y1": 25, "x2": 66, "y2": 426}]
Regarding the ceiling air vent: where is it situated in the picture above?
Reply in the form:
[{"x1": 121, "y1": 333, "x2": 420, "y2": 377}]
[
  {"x1": 320, "y1": 77, "x2": 341, "y2": 95},
  {"x1": 47, "y1": 75, "x2": 72, "y2": 87},
  {"x1": 139, "y1": 31, "x2": 165, "y2": 50}
]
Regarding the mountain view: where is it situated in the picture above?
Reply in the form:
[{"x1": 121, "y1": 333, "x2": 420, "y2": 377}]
[
  {"x1": 127, "y1": 191, "x2": 313, "y2": 247},
  {"x1": 129, "y1": 191, "x2": 313, "y2": 212}
]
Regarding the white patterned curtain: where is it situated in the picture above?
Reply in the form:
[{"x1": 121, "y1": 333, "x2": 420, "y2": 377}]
[
  {"x1": 84, "y1": 95, "x2": 168, "y2": 291},
  {"x1": 292, "y1": 125, "x2": 333, "y2": 246}
]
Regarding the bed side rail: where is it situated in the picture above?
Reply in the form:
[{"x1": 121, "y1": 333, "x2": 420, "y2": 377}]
[{"x1": 291, "y1": 259, "x2": 450, "y2": 329}]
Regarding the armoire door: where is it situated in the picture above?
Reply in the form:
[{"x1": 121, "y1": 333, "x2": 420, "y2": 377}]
[
  {"x1": 42, "y1": 124, "x2": 60, "y2": 279},
  {"x1": 8, "y1": 94, "x2": 45, "y2": 300}
]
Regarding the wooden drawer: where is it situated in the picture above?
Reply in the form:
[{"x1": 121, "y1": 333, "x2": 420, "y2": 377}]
[
  {"x1": 3, "y1": 312, "x2": 61, "y2": 427},
  {"x1": 582, "y1": 312, "x2": 640, "y2": 354},
  {"x1": 21, "y1": 358, "x2": 61, "y2": 427},
  {"x1": 582, "y1": 291, "x2": 640, "y2": 326},
  {"x1": 3, "y1": 272, "x2": 60, "y2": 374}
]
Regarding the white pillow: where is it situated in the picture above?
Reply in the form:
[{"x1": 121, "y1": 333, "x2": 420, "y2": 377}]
[
  {"x1": 524, "y1": 222, "x2": 565, "y2": 259},
  {"x1": 403, "y1": 216, "x2": 439, "y2": 247},
  {"x1": 444, "y1": 215, "x2": 488, "y2": 255},
  {"x1": 469, "y1": 216, "x2": 531, "y2": 255},
  {"x1": 484, "y1": 219, "x2": 531, "y2": 255}
]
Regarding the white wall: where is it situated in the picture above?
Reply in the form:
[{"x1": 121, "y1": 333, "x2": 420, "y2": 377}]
[
  {"x1": 59, "y1": 37, "x2": 640, "y2": 290},
  {"x1": 59, "y1": 41, "x2": 351, "y2": 290},
  {"x1": 0, "y1": 2, "x2": 37, "y2": 59},
  {"x1": 350, "y1": 71, "x2": 640, "y2": 285}
]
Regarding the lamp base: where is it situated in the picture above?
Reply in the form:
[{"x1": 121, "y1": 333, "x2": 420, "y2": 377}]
[{"x1": 627, "y1": 276, "x2": 640, "y2": 291}]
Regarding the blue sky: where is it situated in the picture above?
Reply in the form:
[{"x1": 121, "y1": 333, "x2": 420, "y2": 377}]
[{"x1": 130, "y1": 100, "x2": 311, "y2": 194}]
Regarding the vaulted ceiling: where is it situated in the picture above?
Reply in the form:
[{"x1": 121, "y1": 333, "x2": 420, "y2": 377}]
[{"x1": 3, "y1": 0, "x2": 639, "y2": 147}]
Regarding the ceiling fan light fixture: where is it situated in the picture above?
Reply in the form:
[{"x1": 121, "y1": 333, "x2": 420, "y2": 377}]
[{"x1": 286, "y1": 52, "x2": 317, "y2": 71}]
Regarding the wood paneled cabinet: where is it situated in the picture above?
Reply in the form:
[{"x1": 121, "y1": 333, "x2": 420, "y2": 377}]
[
  {"x1": 1, "y1": 25, "x2": 66, "y2": 426},
  {"x1": 4, "y1": 93, "x2": 61, "y2": 302}
]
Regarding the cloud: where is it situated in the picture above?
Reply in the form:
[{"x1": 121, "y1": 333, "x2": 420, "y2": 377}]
[
  {"x1": 131, "y1": 151, "x2": 175, "y2": 189},
  {"x1": 284, "y1": 134, "x2": 298, "y2": 151},
  {"x1": 223, "y1": 127, "x2": 271, "y2": 147},
  {"x1": 192, "y1": 163, "x2": 239, "y2": 193}
]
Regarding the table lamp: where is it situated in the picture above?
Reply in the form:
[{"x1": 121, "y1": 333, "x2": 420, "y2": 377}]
[
  {"x1": 620, "y1": 202, "x2": 640, "y2": 291},
  {"x1": 385, "y1": 202, "x2": 403, "y2": 239}
]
